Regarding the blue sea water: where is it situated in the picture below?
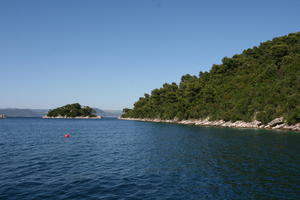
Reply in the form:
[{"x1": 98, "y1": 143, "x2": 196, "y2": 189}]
[{"x1": 0, "y1": 118, "x2": 299, "y2": 200}]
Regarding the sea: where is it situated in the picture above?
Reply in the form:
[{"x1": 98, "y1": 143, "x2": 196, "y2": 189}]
[{"x1": 0, "y1": 118, "x2": 299, "y2": 200}]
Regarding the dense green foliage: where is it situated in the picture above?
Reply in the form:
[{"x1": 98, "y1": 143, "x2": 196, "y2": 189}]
[
  {"x1": 47, "y1": 103, "x2": 97, "y2": 117},
  {"x1": 122, "y1": 32, "x2": 300, "y2": 124}
]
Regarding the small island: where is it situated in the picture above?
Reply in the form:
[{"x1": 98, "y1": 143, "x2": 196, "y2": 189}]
[{"x1": 43, "y1": 103, "x2": 102, "y2": 119}]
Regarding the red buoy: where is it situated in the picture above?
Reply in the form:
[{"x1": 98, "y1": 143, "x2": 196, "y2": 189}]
[{"x1": 64, "y1": 133, "x2": 70, "y2": 138}]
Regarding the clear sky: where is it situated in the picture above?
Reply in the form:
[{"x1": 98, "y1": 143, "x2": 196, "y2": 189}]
[{"x1": 0, "y1": 0, "x2": 299, "y2": 110}]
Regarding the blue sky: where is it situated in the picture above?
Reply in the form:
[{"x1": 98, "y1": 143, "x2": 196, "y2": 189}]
[{"x1": 0, "y1": 0, "x2": 299, "y2": 110}]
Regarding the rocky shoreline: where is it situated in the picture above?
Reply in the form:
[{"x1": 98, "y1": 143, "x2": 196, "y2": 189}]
[
  {"x1": 119, "y1": 117, "x2": 300, "y2": 132},
  {"x1": 42, "y1": 115, "x2": 102, "y2": 119}
]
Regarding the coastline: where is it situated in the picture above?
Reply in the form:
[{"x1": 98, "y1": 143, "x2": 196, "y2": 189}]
[
  {"x1": 119, "y1": 117, "x2": 300, "y2": 132},
  {"x1": 42, "y1": 116, "x2": 102, "y2": 119}
]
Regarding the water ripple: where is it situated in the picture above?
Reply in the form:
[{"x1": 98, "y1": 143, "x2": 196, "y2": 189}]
[{"x1": 0, "y1": 118, "x2": 299, "y2": 199}]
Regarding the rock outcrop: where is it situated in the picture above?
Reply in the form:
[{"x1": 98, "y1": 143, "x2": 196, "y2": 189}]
[
  {"x1": 0, "y1": 114, "x2": 6, "y2": 118},
  {"x1": 268, "y1": 117, "x2": 284, "y2": 127}
]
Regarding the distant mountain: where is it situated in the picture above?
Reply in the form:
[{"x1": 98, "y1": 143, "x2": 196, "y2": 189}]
[
  {"x1": 0, "y1": 108, "x2": 122, "y2": 118},
  {"x1": 93, "y1": 108, "x2": 122, "y2": 117},
  {"x1": 0, "y1": 108, "x2": 48, "y2": 117}
]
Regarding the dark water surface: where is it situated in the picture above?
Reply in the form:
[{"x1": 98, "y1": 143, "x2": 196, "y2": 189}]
[{"x1": 0, "y1": 118, "x2": 299, "y2": 200}]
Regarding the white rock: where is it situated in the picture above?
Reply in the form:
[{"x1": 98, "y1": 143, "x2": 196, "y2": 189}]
[{"x1": 268, "y1": 117, "x2": 284, "y2": 127}]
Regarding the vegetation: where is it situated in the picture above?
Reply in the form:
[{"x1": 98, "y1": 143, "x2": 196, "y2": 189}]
[
  {"x1": 122, "y1": 32, "x2": 300, "y2": 125},
  {"x1": 47, "y1": 103, "x2": 97, "y2": 117}
]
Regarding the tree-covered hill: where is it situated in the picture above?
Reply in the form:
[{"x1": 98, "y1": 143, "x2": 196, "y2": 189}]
[
  {"x1": 122, "y1": 32, "x2": 300, "y2": 125},
  {"x1": 46, "y1": 103, "x2": 97, "y2": 117}
]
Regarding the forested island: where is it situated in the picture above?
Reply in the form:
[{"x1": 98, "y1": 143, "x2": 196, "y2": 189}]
[
  {"x1": 44, "y1": 103, "x2": 101, "y2": 119},
  {"x1": 121, "y1": 32, "x2": 300, "y2": 131}
]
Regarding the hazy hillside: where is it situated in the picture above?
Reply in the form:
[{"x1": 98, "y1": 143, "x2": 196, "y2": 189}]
[
  {"x1": 93, "y1": 108, "x2": 122, "y2": 117},
  {"x1": 0, "y1": 109, "x2": 48, "y2": 117}
]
